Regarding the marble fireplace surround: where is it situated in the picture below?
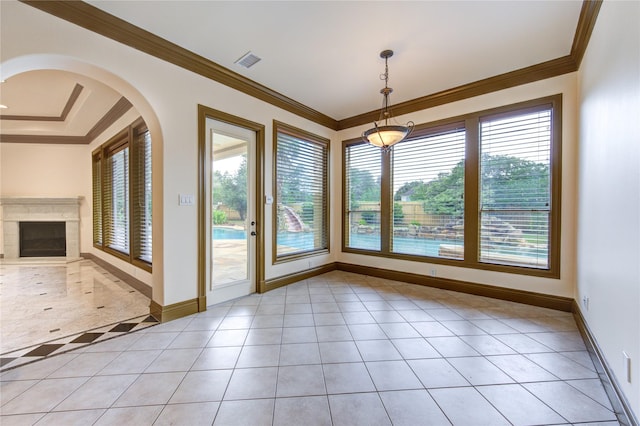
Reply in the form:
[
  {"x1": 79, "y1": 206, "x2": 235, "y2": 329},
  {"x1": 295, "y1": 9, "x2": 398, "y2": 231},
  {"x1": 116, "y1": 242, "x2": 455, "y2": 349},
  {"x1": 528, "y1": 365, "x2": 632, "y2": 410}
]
[{"x1": 0, "y1": 197, "x2": 82, "y2": 259}]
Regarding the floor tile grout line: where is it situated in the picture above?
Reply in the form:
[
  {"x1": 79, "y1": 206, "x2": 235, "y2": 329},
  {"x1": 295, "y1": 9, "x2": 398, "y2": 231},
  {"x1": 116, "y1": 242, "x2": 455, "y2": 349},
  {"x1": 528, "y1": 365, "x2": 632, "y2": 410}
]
[
  {"x1": 0, "y1": 320, "x2": 160, "y2": 374},
  {"x1": 562, "y1": 378, "x2": 621, "y2": 414},
  {"x1": 476, "y1": 381, "x2": 572, "y2": 425},
  {"x1": 0, "y1": 313, "x2": 157, "y2": 356},
  {"x1": 1, "y1": 271, "x2": 621, "y2": 425}
]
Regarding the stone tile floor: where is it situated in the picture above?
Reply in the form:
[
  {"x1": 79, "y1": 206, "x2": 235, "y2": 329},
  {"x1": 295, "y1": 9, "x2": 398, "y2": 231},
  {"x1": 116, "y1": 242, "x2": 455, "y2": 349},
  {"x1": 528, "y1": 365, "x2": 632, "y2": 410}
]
[
  {"x1": 0, "y1": 270, "x2": 622, "y2": 425},
  {"x1": 0, "y1": 258, "x2": 153, "y2": 369}
]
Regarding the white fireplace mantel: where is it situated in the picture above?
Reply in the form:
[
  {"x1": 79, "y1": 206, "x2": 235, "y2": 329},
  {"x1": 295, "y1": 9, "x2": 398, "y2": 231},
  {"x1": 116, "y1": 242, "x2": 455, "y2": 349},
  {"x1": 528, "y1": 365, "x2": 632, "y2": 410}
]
[{"x1": 0, "y1": 197, "x2": 83, "y2": 259}]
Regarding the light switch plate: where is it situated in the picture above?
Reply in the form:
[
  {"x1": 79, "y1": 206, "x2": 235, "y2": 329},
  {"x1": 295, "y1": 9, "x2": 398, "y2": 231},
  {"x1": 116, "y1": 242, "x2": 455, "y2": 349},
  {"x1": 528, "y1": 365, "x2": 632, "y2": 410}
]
[{"x1": 179, "y1": 194, "x2": 195, "y2": 206}]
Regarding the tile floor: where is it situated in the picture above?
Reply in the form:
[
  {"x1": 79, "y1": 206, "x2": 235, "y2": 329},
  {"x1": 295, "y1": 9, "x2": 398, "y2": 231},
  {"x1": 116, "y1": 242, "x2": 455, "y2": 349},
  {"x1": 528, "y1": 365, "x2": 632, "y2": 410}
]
[
  {"x1": 0, "y1": 259, "x2": 153, "y2": 365},
  {"x1": 0, "y1": 270, "x2": 622, "y2": 425}
]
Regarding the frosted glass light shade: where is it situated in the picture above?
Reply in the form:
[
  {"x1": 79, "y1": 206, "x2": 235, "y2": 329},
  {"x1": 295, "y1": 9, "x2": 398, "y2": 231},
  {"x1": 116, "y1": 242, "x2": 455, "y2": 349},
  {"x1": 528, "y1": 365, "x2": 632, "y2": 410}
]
[{"x1": 363, "y1": 125, "x2": 411, "y2": 148}]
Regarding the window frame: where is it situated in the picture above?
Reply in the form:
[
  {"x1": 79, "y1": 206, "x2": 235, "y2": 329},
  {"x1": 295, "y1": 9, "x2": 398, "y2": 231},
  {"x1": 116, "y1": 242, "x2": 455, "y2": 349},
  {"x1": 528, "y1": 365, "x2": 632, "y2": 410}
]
[
  {"x1": 131, "y1": 122, "x2": 153, "y2": 266},
  {"x1": 342, "y1": 95, "x2": 562, "y2": 278},
  {"x1": 272, "y1": 120, "x2": 330, "y2": 263},
  {"x1": 92, "y1": 150, "x2": 103, "y2": 247},
  {"x1": 103, "y1": 133, "x2": 130, "y2": 256},
  {"x1": 92, "y1": 118, "x2": 152, "y2": 272}
]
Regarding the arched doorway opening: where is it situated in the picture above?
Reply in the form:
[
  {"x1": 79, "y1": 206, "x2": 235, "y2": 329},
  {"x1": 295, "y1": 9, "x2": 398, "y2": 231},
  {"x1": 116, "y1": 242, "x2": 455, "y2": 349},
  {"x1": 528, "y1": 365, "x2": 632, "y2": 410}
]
[{"x1": 0, "y1": 55, "x2": 164, "y2": 359}]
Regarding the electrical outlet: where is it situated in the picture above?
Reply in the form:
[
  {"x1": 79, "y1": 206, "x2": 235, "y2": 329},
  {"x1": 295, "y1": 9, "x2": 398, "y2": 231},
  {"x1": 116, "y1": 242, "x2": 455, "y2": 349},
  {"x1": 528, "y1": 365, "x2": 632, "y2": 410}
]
[
  {"x1": 430, "y1": 269, "x2": 436, "y2": 277},
  {"x1": 582, "y1": 296, "x2": 590, "y2": 310}
]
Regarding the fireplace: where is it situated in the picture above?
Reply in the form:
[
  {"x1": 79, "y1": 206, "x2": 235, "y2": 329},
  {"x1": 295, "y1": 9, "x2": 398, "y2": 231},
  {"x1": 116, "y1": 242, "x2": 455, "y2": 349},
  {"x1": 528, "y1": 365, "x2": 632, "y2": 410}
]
[
  {"x1": 1, "y1": 197, "x2": 82, "y2": 260},
  {"x1": 19, "y1": 221, "x2": 66, "y2": 257}
]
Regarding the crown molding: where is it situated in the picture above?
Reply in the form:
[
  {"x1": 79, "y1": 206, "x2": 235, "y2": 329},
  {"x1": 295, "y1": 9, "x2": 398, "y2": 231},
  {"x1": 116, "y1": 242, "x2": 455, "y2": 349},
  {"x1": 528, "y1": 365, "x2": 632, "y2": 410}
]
[
  {"x1": 0, "y1": 83, "x2": 83, "y2": 121},
  {"x1": 338, "y1": 55, "x2": 578, "y2": 130},
  {"x1": 339, "y1": 0, "x2": 600, "y2": 129},
  {"x1": 571, "y1": 0, "x2": 603, "y2": 68},
  {"x1": 20, "y1": 0, "x2": 601, "y2": 132},
  {"x1": 0, "y1": 96, "x2": 132, "y2": 144},
  {"x1": 20, "y1": 0, "x2": 338, "y2": 131},
  {"x1": 85, "y1": 96, "x2": 132, "y2": 141},
  {"x1": 0, "y1": 134, "x2": 88, "y2": 144}
]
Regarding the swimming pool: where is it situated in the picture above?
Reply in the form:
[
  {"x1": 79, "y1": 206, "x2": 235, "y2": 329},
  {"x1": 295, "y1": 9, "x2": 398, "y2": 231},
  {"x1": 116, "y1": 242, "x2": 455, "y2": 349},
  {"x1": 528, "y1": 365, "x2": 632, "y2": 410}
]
[
  {"x1": 212, "y1": 228, "x2": 319, "y2": 249},
  {"x1": 213, "y1": 228, "x2": 546, "y2": 261},
  {"x1": 213, "y1": 227, "x2": 246, "y2": 240},
  {"x1": 212, "y1": 227, "x2": 459, "y2": 257}
]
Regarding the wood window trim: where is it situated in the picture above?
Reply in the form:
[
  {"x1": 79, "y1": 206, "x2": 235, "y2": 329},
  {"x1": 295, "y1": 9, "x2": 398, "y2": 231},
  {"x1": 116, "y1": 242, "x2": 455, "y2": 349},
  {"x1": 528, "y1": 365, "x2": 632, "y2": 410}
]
[
  {"x1": 130, "y1": 119, "x2": 152, "y2": 270},
  {"x1": 272, "y1": 120, "x2": 330, "y2": 264},
  {"x1": 342, "y1": 94, "x2": 562, "y2": 279},
  {"x1": 92, "y1": 118, "x2": 152, "y2": 272}
]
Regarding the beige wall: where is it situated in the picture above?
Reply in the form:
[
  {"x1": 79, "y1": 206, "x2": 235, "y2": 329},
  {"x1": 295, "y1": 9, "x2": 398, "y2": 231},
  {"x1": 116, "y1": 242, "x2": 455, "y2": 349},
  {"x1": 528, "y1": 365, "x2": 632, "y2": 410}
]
[
  {"x1": 0, "y1": 143, "x2": 90, "y2": 256},
  {"x1": 577, "y1": 0, "x2": 640, "y2": 415}
]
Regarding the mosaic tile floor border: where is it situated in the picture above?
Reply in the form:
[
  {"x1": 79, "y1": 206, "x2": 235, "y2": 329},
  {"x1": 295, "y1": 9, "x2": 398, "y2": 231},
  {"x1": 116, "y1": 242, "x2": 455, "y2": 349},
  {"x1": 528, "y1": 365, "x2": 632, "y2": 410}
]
[{"x1": 0, "y1": 314, "x2": 158, "y2": 372}]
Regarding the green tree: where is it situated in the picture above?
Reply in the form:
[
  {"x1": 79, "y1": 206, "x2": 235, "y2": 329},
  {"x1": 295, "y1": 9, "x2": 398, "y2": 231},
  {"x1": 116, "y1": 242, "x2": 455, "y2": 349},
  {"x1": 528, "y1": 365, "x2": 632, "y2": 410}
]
[
  {"x1": 391, "y1": 154, "x2": 549, "y2": 216},
  {"x1": 277, "y1": 142, "x2": 305, "y2": 205},
  {"x1": 213, "y1": 210, "x2": 227, "y2": 225},
  {"x1": 480, "y1": 154, "x2": 549, "y2": 209},
  {"x1": 394, "y1": 181, "x2": 425, "y2": 201},
  {"x1": 393, "y1": 161, "x2": 465, "y2": 216},
  {"x1": 348, "y1": 168, "x2": 380, "y2": 208},
  {"x1": 301, "y1": 202, "x2": 314, "y2": 224},
  {"x1": 213, "y1": 155, "x2": 247, "y2": 220},
  {"x1": 419, "y1": 160, "x2": 465, "y2": 216},
  {"x1": 393, "y1": 202, "x2": 405, "y2": 225}
]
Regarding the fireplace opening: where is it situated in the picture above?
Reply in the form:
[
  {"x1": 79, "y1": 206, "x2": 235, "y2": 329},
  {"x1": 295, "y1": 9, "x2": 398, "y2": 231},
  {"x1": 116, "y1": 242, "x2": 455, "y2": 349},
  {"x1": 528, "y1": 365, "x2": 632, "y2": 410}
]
[{"x1": 19, "y1": 221, "x2": 66, "y2": 257}]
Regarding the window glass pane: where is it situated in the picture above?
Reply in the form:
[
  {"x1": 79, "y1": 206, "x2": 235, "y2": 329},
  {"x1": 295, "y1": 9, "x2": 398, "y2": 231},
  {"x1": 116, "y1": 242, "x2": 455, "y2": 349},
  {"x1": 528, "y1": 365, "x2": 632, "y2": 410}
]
[
  {"x1": 480, "y1": 109, "x2": 551, "y2": 268},
  {"x1": 345, "y1": 143, "x2": 381, "y2": 251},
  {"x1": 94, "y1": 120, "x2": 152, "y2": 269},
  {"x1": 276, "y1": 130, "x2": 328, "y2": 257},
  {"x1": 134, "y1": 129, "x2": 152, "y2": 263},
  {"x1": 106, "y1": 147, "x2": 130, "y2": 254},
  {"x1": 392, "y1": 128, "x2": 465, "y2": 259},
  {"x1": 212, "y1": 148, "x2": 248, "y2": 283}
]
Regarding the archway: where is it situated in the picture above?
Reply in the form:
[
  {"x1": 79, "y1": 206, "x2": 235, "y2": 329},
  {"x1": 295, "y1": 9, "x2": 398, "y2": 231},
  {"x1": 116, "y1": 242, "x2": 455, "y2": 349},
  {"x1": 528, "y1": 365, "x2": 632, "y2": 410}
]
[
  {"x1": 2, "y1": 53, "x2": 163, "y2": 298},
  {"x1": 0, "y1": 55, "x2": 165, "y2": 353}
]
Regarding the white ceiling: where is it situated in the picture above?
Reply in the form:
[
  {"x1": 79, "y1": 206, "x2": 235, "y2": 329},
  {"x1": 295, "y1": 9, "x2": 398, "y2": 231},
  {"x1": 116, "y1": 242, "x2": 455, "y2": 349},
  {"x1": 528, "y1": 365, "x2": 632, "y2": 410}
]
[
  {"x1": 0, "y1": 1, "x2": 583, "y2": 137},
  {"x1": 0, "y1": 70, "x2": 124, "y2": 137}
]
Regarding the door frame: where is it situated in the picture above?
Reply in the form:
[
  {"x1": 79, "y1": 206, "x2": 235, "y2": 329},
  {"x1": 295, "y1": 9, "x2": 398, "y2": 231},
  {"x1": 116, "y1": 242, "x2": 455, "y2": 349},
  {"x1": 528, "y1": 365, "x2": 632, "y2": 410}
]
[{"x1": 197, "y1": 105, "x2": 265, "y2": 311}]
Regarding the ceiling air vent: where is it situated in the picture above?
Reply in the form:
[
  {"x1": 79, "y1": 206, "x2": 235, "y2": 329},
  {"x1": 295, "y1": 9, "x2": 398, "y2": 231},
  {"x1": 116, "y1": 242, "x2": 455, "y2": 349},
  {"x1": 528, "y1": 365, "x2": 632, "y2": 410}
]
[{"x1": 235, "y1": 52, "x2": 261, "y2": 69}]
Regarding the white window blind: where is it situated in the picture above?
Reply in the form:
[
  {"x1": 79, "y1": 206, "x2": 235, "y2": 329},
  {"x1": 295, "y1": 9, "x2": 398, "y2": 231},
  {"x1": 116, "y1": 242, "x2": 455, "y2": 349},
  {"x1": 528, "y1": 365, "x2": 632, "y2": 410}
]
[
  {"x1": 92, "y1": 119, "x2": 152, "y2": 270},
  {"x1": 342, "y1": 95, "x2": 560, "y2": 276},
  {"x1": 479, "y1": 108, "x2": 552, "y2": 268},
  {"x1": 345, "y1": 142, "x2": 382, "y2": 251},
  {"x1": 275, "y1": 127, "x2": 328, "y2": 258},
  {"x1": 392, "y1": 127, "x2": 466, "y2": 259},
  {"x1": 133, "y1": 128, "x2": 152, "y2": 263},
  {"x1": 105, "y1": 145, "x2": 130, "y2": 254}
]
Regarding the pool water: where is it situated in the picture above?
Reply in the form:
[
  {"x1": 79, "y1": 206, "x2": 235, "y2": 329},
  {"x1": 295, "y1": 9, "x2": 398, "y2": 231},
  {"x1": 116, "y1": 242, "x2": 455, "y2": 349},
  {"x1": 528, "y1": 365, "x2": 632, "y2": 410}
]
[
  {"x1": 213, "y1": 228, "x2": 545, "y2": 262},
  {"x1": 213, "y1": 227, "x2": 246, "y2": 240},
  {"x1": 212, "y1": 228, "x2": 319, "y2": 250},
  {"x1": 212, "y1": 227, "x2": 458, "y2": 257}
]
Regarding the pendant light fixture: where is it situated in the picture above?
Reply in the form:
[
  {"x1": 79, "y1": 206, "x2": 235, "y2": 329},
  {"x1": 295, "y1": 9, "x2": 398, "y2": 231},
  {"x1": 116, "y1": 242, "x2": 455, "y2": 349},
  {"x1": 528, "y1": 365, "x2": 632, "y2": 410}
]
[{"x1": 363, "y1": 49, "x2": 414, "y2": 151}]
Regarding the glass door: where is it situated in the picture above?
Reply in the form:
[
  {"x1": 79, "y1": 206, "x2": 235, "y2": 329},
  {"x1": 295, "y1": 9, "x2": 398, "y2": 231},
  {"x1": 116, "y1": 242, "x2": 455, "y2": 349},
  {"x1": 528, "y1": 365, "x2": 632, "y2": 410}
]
[{"x1": 205, "y1": 118, "x2": 256, "y2": 305}]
